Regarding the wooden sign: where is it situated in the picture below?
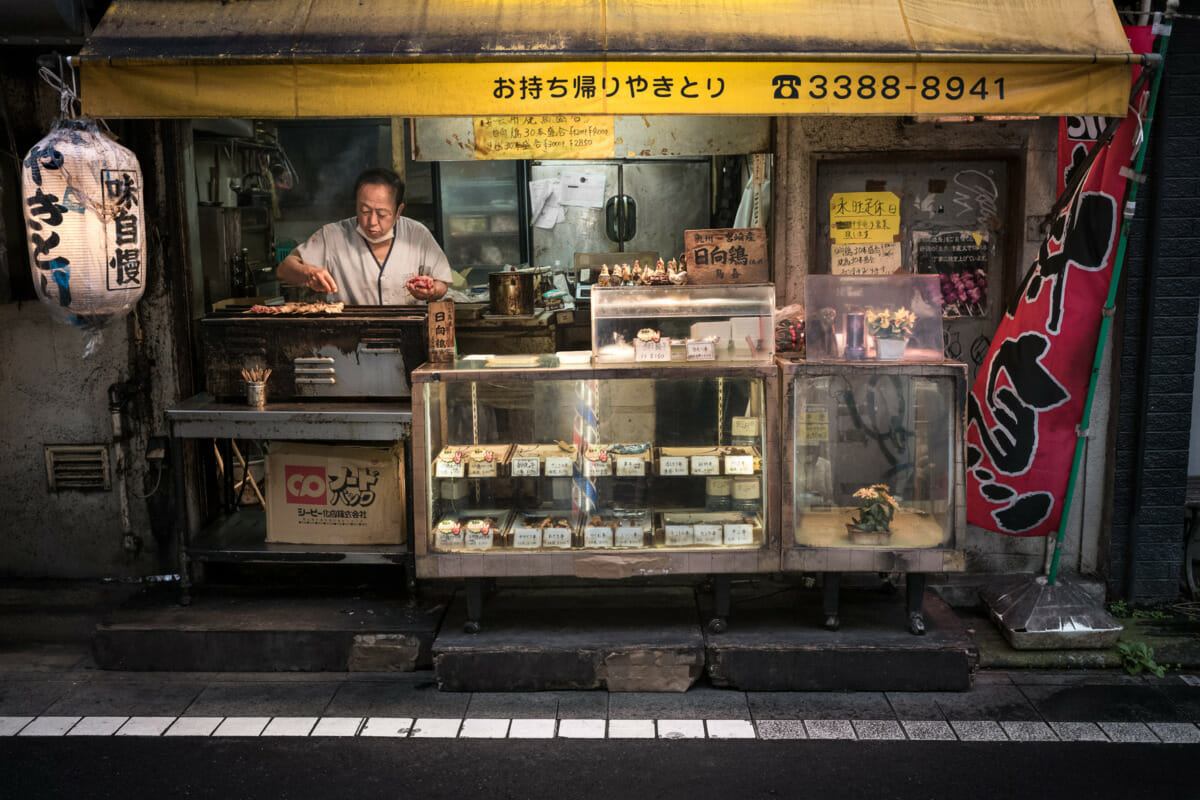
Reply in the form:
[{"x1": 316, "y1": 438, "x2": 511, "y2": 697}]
[
  {"x1": 427, "y1": 301, "x2": 456, "y2": 363},
  {"x1": 684, "y1": 227, "x2": 768, "y2": 284}
]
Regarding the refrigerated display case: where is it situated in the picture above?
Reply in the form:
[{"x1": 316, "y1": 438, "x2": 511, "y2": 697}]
[
  {"x1": 438, "y1": 160, "x2": 530, "y2": 285},
  {"x1": 412, "y1": 358, "x2": 779, "y2": 631},
  {"x1": 779, "y1": 356, "x2": 967, "y2": 633}
]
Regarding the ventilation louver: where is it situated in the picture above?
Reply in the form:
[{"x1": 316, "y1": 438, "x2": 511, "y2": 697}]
[{"x1": 44, "y1": 445, "x2": 111, "y2": 491}]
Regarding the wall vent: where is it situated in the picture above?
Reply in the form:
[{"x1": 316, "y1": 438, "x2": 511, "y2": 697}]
[{"x1": 44, "y1": 445, "x2": 111, "y2": 492}]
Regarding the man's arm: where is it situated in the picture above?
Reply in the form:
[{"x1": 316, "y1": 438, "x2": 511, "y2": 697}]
[{"x1": 277, "y1": 251, "x2": 339, "y2": 294}]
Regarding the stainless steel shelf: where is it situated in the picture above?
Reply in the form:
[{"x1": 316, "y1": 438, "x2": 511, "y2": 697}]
[{"x1": 167, "y1": 393, "x2": 412, "y2": 441}]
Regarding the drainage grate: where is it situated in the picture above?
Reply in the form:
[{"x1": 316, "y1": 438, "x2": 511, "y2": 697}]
[{"x1": 44, "y1": 445, "x2": 111, "y2": 491}]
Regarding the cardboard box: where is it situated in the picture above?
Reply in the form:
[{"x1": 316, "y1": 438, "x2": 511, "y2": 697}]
[{"x1": 265, "y1": 443, "x2": 405, "y2": 545}]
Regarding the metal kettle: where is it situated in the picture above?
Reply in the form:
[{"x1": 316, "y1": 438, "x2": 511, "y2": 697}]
[{"x1": 489, "y1": 271, "x2": 535, "y2": 316}]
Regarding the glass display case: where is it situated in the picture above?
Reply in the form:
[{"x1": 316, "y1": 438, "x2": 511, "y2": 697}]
[
  {"x1": 412, "y1": 360, "x2": 779, "y2": 584},
  {"x1": 804, "y1": 275, "x2": 944, "y2": 362},
  {"x1": 591, "y1": 284, "x2": 775, "y2": 364},
  {"x1": 780, "y1": 357, "x2": 967, "y2": 573}
]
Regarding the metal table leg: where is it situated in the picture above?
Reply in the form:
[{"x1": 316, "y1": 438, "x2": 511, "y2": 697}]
[
  {"x1": 464, "y1": 577, "x2": 485, "y2": 634},
  {"x1": 823, "y1": 572, "x2": 841, "y2": 630}
]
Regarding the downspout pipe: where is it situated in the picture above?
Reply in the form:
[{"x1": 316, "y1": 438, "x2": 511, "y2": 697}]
[{"x1": 108, "y1": 382, "x2": 140, "y2": 555}]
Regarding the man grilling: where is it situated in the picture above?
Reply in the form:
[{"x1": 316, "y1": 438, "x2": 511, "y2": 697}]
[{"x1": 277, "y1": 167, "x2": 450, "y2": 304}]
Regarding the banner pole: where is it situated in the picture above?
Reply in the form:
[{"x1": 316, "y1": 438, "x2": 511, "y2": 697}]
[{"x1": 1047, "y1": 17, "x2": 1172, "y2": 586}]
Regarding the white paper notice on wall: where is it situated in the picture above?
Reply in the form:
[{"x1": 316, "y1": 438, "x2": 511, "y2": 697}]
[
  {"x1": 560, "y1": 172, "x2": 606, "y2": 208},
  {"x1": 830, "y1": 241, "x2": 902, "y2": 276}
]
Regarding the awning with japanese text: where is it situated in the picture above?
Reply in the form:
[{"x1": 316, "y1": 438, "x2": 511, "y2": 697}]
[{"x1": 79, "y1": 0, "x2": 1136, "y2": 119}]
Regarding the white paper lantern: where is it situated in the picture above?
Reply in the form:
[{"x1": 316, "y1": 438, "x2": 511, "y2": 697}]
[{"x1": 21, "y1": 119, "x2": 146, "y2": 335}]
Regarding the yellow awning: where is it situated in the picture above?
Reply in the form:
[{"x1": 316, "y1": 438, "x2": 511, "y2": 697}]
[{"x1": 79, "y1": 0, "x2": 1136, "y2": 119}]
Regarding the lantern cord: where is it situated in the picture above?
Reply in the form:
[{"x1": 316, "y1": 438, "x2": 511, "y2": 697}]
[{"x1": 37, "y1": 53, "x2": 80, "y2": 120}]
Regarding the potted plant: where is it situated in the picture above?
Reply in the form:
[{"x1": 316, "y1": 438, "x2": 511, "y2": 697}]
[
  {"x1": 866, "y1": 306, "x2": 916, "y2": 360},
  {"x1": 846, "y1": 483, "x2": 899, "y2": 545}
]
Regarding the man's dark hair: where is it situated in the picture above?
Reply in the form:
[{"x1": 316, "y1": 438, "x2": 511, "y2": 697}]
[{"x1": 354, "y1": 168, "x2": 405, "y2": 208}]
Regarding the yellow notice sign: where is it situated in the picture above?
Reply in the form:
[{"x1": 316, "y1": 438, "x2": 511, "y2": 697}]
[
  {"x1": 474, "y1": 115, "x2": 614, "y2": 159},
  {"x1": 829, "y1": 191, "x2": 900, "y2": 244}
]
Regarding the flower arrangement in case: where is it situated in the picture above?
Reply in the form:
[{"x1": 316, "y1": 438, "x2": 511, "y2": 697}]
[
  {"x1": 865, "y1": 307, "x2": 916, "y2": 340},
  {"x1": 847, "y1": 484, "x2": 899, "y2": 544}
]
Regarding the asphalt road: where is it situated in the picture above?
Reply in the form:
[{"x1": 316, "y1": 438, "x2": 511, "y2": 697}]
[{"x1": 2, "y1": 739, "x2": 1194, "y2": 799}]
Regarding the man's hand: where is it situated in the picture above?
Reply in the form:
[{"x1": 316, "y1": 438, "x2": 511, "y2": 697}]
[
  {"x1": 277, "y1": 251, "x2": 338, "y2": 294},
  {"x1": 406, "y1": 274, "x2": 447, "y2": 301},
  {"x1": 304, "y1": 268, "x2": 339, "y2": 294}
]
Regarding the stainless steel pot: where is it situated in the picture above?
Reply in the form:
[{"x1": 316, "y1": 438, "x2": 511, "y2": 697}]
[{"x1": 489, "y1": 271, "x2": 535, "y2": 316}]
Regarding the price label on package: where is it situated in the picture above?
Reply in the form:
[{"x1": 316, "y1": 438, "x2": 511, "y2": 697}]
[
  {"x1": 436, "y1": 531, "x2": 463, "y2": 549},
  {"x1": 725, "y1": 455, "x2": 755, "y2": 475},
  {"x1": 435, "y1": 460, "x2": 465, "y2": 479},
  {"x1": 542, "y1": 528, "x2": 572, "y2": 549},
  {"x1": 584, "y1": 457, "x2": 612, "y2": 477},
  {"x1": 615, "y1": 527, "x2": 644, "y2": 547},
  {"x1": 659, "y1": 456, "x2": 688, "y2": 476},
  {"x1": 665, "y1": 524, "x2": 695, "y2": 547},
  {"x1": 616, "y1": 456, "x2": 645, "y2": 477},
  {"x1": 468, "y1": 459, "x2": 498, "y2": 478},
  {"x1": 585, "y1": 527, "x2": 614, "y2": 548},
  {"x1": 694, "y1": 524, "x2": 723, "y2": 546},
  {"x1": 634, "y1": 339, "x2": 671, "y2": 362},
  {"x1": 465, "y1": 531, "x2": 494, "y2": 550},
  {"x1": 724, "y1": 524, "x2": 754, "y2": 545},
  {"x1": 545, "y1": 456, "x2": 573, "y2": 477},
  {"x1": 512, "y1": 528, "x2": 542, "y2": 549},
  {"x1": 511, "y1": 457, "x2": 541, "y2": 477},
  {"x1": 685, "y1": 341, "x2": 716, "y2": 361},
  {"x1": 691, "y1": 455, "x2": 720, "y2": 475}
]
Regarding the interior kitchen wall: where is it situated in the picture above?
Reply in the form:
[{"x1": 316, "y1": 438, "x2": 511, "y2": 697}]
[{"x1": 772, "y1": 115, "x2": 1112, "y2": 581}]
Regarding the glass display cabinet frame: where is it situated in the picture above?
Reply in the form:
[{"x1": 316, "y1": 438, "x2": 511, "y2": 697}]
[
  {"x1": 412, "y1": 359, "x2": 780, "y2": 632},
  {"x1": 778, "y1": 356, "x2": 967, "y2": 634}
]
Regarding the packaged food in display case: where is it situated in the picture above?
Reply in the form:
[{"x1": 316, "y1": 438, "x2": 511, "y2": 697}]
[
  {"x1": 412, "y1": 360, "x2": 779, "y2": 577},
  {"x1": 803, "y1": 275, "x2": 943, "y2": 362},
  {"x1": 591, "y1": 284, "x2": 775, "y2": 364},
  {"x1": 433, "y1": 510, "x2": 512, "y2": 551},
  {"x1": 779, "y1": 358, "x2": 967, "y2": 573}
]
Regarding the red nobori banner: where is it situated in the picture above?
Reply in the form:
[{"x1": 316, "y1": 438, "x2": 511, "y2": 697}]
[{"x1": 967, "y1": 28, "x2": 1153, "y2": 537}]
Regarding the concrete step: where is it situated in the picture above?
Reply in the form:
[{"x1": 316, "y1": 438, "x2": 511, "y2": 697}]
[
  {"x1": 704, "y1": 587, "x2": 978, "y2": 691},
  {"x1": 433, "y1": 587, "x2": 705, "y2": 692},
  {"x1": 93, "y1": 587, "x2": 446, "y2": 672}
]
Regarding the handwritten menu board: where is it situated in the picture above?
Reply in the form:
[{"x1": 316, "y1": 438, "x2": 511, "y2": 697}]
[
  {"x1": 474, "y1": 115, "x2": 614, "y2": 159},
  {"x1": 684, "y1": 227, "x2": 768, "y2": 284},
  {"x1": 829, "y1": 191, "x2": 900, "y2": 243},
  {"x1": 830, "y1": 241, "x2": 902, "y2": 275}
]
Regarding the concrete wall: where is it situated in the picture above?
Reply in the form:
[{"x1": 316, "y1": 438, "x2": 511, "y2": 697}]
[
  {"x1": 1110, "y1": 17, "x2": 1200, "y2": 603},
  {"x1": 772, "y1": 115, "x2": 1112, "y2": 580}
]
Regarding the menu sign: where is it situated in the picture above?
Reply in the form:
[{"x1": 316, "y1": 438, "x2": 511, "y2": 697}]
[
  {"x1": 684, "y1": 228, "x2": 768, "y2": 284},
  {"x1": 474, "y1": 115, "x2": 615, "y2": 160}
]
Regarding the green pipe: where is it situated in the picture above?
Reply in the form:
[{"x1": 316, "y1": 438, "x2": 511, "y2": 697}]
[{"x1": 1047, "y1": 20, "x2": 1171, "y2": 586}]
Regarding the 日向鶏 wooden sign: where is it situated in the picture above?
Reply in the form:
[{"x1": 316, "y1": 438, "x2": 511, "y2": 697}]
[{"x1": 684, "y1": 228, "x2": 768, "y2": 284}]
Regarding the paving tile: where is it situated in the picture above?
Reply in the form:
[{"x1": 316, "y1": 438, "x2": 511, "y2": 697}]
[
  {"x1": 553, "y1": 691, "x2": 609, "y2": 719},
  {"x1": 262, "y1": 717, "x2": 317, "y2": 737},
  {"x1": 557, "y1": 718, "x2": 605, "y2": 738},
  {"x1": 607, "y1": 719, "x2": 655, "y2": 739},
  {"x1": 466, "y1": 692, "x2": 557, "y2": 719},
  {"x1": 609, "y1": 688, "x2": 749, "y2": 721},
  {"x1": 748, "y1": 692, "x2": 892, "y2": 720},
  {"x1": 410, "y1": 718, "x2": 462, "y2": 738},
  {"x1": 0, "y1": 716, "x2": 34, "y2": 736},
  {"x1": 901, "y1": 720, "x2": 956, "y2": 741},
  {"x1": 934, "y1": 687, "x2": 1041, "y2": 721},
  {"x1": 1049, "y1": 721, "x2": 1107, "y2": 742},
  {"x1": 360, "y1": 717, "x2": 413, "y2": 737},
  {"x1": 164, "y1": 717, "x2": 222, "y2": 736},
  {"x1": 508, "y1": 718, "x2": 556, "y2": 738},
  {"x1": 1007, "y1": 671, "x2": 1143, "y2": 686},
  {"x1": 185, "y1": 683, "x2": 336, "y2": 717},
  {"x1": 1019, "y1": 683, "x2": 1186, "y2": 722},
  {"x1": 459, "y1": 718, "x2": 510, "y2": 738},
  {"x1": 971, "y1": 672, "x2": 1016, "y2": 686},
  {"x1": 116, "y1": 717, "x2": 175, "y2": 737},
  {"x1": 852, "y1": 719, "x2": 906, "y2": 740},
  {"x1": 1098, "y1": 722, "x2": 1159, "y2": 743},
  {"x1": 0, "y1": 681, "x2": 75, "y2": 715},
  {"x1": 1146, "y1": 722, "x2": 1200, "y2": 744},
  {"x1": 19, "y1": 716, "x2": 79, "y2": 736},
  {"x1": 949, "y1": 720, "x2": 1007, "y2": 741},
  {"x1": 884, "y1": 692, "x2": 944, "y2": 720},
  {"x1": 311, "y1": 717, "x2": 364, "y2": 737},
  {"x1": 212, "y1": 717, "x2": 270, "y2": 737},
  {"x1": 705, "y1": 720, "x2": 755, "y2": 739},
  {"x1": 657, "y1": 719, "x2": 706, "y2": 739},
  {"x1": 804, "y1": 719, "x2": 855, "y2": 740},
  {"x1": 43, "y1": 680, "x2": 205, "y2": 717},
  {"x1": 68, "y1": 716, "x2": 128, "y2": 736},
  {"x1": 1000, "y1": 721, "x2": 1057, "y2": 741},
  {"x1": 1156, "y1": 685, "x2": 1200, "y2": 722},
  {"x1": 755, "y1": 720, "x2": 806, "y2": 740},
  {"x1": 327, "y1": 680, "x2": 469, "y2": 718}
]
